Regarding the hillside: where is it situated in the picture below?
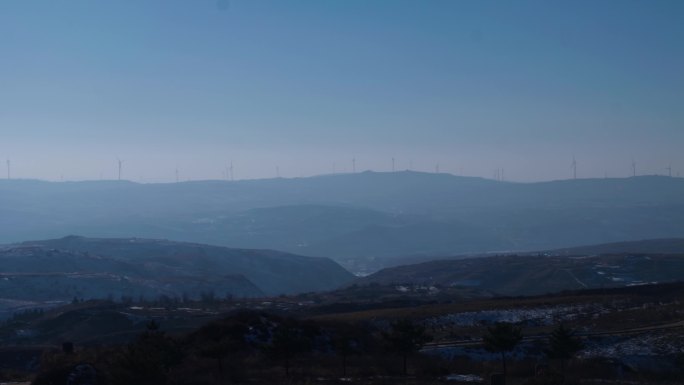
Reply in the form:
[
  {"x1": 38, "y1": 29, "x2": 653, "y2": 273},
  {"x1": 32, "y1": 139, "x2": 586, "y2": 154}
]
[
  {"x1": 0, "y1": 236, "x2": 354, "y2": 318},
  {"x1": 1, "y1": 173, "x2": 683, "y2": 273},
  {"x1": 357, "y1": 253, "x2": 684, "y2": 296},
  {"x1": 547, "y1": 238, "x2": 684, "y2": 255}
]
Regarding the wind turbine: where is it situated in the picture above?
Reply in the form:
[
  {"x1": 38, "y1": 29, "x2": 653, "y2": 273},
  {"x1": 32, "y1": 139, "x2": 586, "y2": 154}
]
[
  {"x1": 352, "y1": 158, "x2": 356, "y2": 173},
  {"x1": 117, "y1": 158, "x2": 124, "y2": 181},
  {"x1": 631, "y1": 159, "x2": 636, "y2": 177},
  {"x1": 5, "y1": 159, "x2": 10, "y2": 180},
  {"x1": 666, "y1": 164, "x2": 672, "y2": 177},
  {"x1": 493, "y1": 168, "x2": 504, "y2": 181},
  {"x1": 571, "y1": 156, "x2": 577, "y2": 179}
]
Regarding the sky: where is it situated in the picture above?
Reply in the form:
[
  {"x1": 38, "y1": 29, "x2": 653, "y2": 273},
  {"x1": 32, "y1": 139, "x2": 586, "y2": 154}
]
[{"x1": 0, "y1": 0, "x2": 682, "y2": 182}]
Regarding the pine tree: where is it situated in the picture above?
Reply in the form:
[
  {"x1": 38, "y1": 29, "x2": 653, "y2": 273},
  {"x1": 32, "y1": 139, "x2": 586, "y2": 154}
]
[
  {"x1": 546, "y1": 324, "x2": 583, "y2": 375},
  {"x1": 265, "y1": 319, "x2": 318, "y2": 377},
  {"x1": 483, "y1": 322, "x2": 523, "y2": 377},
  {"x1": 382, "y1": 318, "x2": 432, "y2": 376}
]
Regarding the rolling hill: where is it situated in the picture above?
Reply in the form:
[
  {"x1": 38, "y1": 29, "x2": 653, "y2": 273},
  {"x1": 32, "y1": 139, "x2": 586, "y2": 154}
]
[
  {"x1": 0, "y1": 236, "x2": 354, "y2": 318},
  {"x1": 357, "y1": 250, "x2": 684, "y2": 296},
  {"x1": 546, "y1": 238, "x2": 684, "y2": 255}
]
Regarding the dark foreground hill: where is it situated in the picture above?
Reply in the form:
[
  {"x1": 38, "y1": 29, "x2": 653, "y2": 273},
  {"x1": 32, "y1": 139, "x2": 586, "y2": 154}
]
[
  {"x1": 0, "y1": 236, "x2": 354, "y2": 317},
  {"x1": 1, "y1": 173, "x2": 683, "y2": 273},
  {"x1": 2, "y1": 283, "x2": 683, "y2": 384},
  {"x1": 357, "y1": 252, "x2": 684, "y2": 296}
]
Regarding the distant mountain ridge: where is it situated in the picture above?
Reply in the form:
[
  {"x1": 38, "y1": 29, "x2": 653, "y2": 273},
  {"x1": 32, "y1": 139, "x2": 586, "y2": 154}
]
[
  {"x1": 1, "y1": 172, "x2": 683, "y2": 273},
  {"x1": 1, "y1": 172, "x2": 682, "y2": 212}
]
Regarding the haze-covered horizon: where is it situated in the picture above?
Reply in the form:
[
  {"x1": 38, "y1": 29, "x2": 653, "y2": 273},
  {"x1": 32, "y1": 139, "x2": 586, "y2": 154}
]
[
  {"x1": 1, "y1": 1, "x2": 683, "y2": 182},
  {"x1": 1, "y1": 171, "x2": 682, "y2": 262},
  {"x1": 0, "y1": 169, "x2": 682, "y2": 184}
]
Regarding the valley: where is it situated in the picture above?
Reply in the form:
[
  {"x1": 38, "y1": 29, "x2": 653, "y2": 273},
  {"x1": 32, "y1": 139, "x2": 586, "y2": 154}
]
[{"x1": 0, "y1": 174, "x2": 682, "y2": 384}]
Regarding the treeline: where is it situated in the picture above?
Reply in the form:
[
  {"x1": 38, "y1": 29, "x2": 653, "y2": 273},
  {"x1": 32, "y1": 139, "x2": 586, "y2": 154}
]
[
  {"x1": 29, "y1": 312, "x2": 681, "y2": 385},
  {"x1": 69, "y1": 290, "x2": 238, "y2": 306},
  {"x1": 33, "y1": 312, "x2": 440, "y2": 385},
  {"x1": 2, "y1": 308, "x2": 45, "y2": 325}
]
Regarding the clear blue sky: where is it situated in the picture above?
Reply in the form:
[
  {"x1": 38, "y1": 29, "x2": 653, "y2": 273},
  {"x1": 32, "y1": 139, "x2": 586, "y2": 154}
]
[{"x1": 0, "y1": 0, "x2": 682, "y2": 181}]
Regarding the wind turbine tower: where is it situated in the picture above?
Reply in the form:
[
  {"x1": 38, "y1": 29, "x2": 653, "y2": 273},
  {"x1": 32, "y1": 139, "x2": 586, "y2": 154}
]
[
  {"x1": 117, "y1": 158, "x2": 124, "y2": 181},
  {"x1": 6, "y1": 159, "x2": 10, "y2": 180},
  {"x1": 352, "y1": 158, "x2": 356, "y2": 173},
  {"x1": 572, "y1": 156, "x2": 577, "y2": 179},
  {"x1": 666, "y1": 164, "x2": 672, "y2": 177},
  {"x1": 392, "y1": 157, "x2": 395, "y2": 172},
  {"x1": 632, "y1": 160, "x2": 637, "y2": 177},
  {"x1": 175, "y1": 167, "x2": 179, "y2": 183}
]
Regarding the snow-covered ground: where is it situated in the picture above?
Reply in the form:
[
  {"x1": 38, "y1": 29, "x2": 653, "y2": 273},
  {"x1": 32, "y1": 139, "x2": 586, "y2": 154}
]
[
  {"x1": 581, "y1": 331, "x2": 684, "y2": 358},
  {"x1": 426, "y1": 303, "x2": 612, "y2": 328}
]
